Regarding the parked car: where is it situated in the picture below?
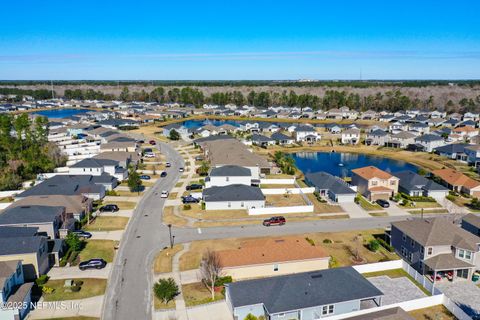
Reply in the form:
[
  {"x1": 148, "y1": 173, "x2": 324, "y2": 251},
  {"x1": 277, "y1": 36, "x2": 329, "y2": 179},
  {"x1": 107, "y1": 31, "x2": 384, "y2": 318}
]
[
  {"x1": 179, "y1": 167, "x2": 184, "y2": 172},
  {"x1": 160, "y1": 171, "x2": 167, "y2": 177},
  {"x1": 262, "y1": 216, "x2": 286, "y2": 226},
  {"x1": 136, "y1": 139, "x2": 145, "y2": 144},
  {"x1": 186, "y1": 184, "x2": 202, "y2": 191},
  {"x1": 160, "y1": 191, "x2": 169, "y2": 198},
  {"x1": 195, "y1": 156, "x2": 204, "y2": 161},
  {"x1": 99, "y1": 204, "x2": 119, "y2": 212},
  {"x1": 71, "y1": 230, "x2": 92, "y2": 239},
  {"x1": 140, "y1": 175, "x2": 151, "y2": 180},
  {"x1": 79, "y1": 258, "x2": 107, "y2": 271},
  {"x1": 144, "y1": 152, "x2": 155, "y2": 158},
  {"x1": 376, "y1": 199, "x2": 390, "y2": 208},
  {"x1": 149, "y1": 140, "x2": 156, "y2": 145},
  {"x1": 165, "y1": 162, "x2": 171, "y2": 167},
  {"x1": 182, "y1": 196, "x2": 200, "y2": 204},
  {"x1": 143, "y1": 148, "x2": 153, "y2": 153}
]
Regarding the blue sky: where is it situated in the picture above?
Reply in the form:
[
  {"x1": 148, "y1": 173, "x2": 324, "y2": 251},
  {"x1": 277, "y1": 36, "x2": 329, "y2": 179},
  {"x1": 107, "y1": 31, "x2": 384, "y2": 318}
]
[{"x1": 1, "y1": 0, "x2": 479, "y2": 80}]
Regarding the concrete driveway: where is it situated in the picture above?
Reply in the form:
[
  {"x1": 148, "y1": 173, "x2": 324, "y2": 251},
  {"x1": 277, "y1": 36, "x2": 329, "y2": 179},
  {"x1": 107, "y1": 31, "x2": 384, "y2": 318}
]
[
  {"x1": 384, "y1": 203, "x2": 410, "y2": 217},
  {"x1": 437, "y1": 281, "x2": 480, "y2": 318},
  {"x1": 48, "y1": 264, "x2": 112, "y2": 280},
  {"x1": 90, "y1": 230, "x2": 124, "y2": 241},
  {"x1": 29, "y1": 295, "x2": 104, "y2": 319},
  {"x1": 340, "y1": 202, "x2": 370, "y2": 218},
  {"x1": 186, "y1": 301, "x2": 232, "y2": 320}
]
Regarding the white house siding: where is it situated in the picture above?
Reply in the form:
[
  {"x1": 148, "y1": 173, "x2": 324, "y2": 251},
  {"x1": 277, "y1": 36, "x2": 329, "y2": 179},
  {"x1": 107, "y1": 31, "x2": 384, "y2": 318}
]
[
  {"x1": 205, "y1": 200, "x2": 265, "y2": 211},
  {"x1": 69, "y1": 167, "x2": 103, "y2": 176},
  {"x1": 427, "y1": 190, "x2": 449, "y2": 202},
  {"x1": 334, "y1": 193, "x2": 356, "y2": 203},
  {"x1": 232, "y1": 303, "x2": 265, "y2": 320},
  {"x1": 206, "y1": 176, "x2": 252, "y2": 188}
]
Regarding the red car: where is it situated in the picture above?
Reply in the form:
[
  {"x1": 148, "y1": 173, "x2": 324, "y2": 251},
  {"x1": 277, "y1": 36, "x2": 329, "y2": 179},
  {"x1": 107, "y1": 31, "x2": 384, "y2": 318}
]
[
  {"x1": 149, "y1": 140, "x2": 156, "y2": 145},
  {"x1": 263, "y1": 216, "x2": 286, "y2": 226}
]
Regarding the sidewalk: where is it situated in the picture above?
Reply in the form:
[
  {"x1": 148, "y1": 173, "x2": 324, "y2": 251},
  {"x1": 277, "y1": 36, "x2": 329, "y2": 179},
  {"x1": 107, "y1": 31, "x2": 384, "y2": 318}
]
[
  {"x1": 90, "y1": 230, "x2": 124, "y2": 241},
  {"x1": 48, "y1": 265, "x2": 112, "y2": 280},
  {"x1": 29, "y1": 295, "x2": 104, "y2": 319}
]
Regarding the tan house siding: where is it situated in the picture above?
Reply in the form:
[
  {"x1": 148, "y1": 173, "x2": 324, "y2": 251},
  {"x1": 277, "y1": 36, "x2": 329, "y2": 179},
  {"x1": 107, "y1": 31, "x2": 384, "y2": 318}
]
[{"x1": 0, "y1": 250, "x2": 49, "y2": 280}]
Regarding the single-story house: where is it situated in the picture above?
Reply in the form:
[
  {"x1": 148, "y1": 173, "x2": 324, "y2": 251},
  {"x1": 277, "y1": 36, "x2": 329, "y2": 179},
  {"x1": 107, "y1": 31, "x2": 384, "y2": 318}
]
[
  {"x1": 251, "y1": 134, "x2": 275, "y2": 147},
  {"x1": 202, "y1": 184, "x2": 265, "y2": 210},
  {"x1": 434, "y1": 143, "x2": 470, "y2": 161},
  {"x1": 305, "y1": 172, "x2": 356, "y2": 203},
  {"x1": 431, "y1": 168, "x2": 480, "y2": 197},
  {"x1": 271, "y1": 132, "x2": 295, "y2": 145},
  {"x1": 393, "y1": 170, "x2": 449, "y2": 201},
  {"x1": 69, "y1": 158, "x2": 128, "y2": 181},
  {"x1": 226, "y1": 267, "x2": 384, "y2": 320},
  {"x1": 217, "y1": 237, "x2": 329, "y2": 280}
]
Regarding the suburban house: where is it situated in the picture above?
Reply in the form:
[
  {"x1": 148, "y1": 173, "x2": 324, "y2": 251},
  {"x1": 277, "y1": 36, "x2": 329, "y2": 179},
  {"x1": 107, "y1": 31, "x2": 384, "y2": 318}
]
[
  {"x1": 99, "y1": 138, "x2": 137, "y2": 153},
  {"x1": 393, "y1": 170, "x2": 449, "y2": 201},
  {"x1": 305, "y1": 171, "x2": 356, "y2": 203},
  {"x1": 0, "y1": 205, "x2": 71, "y2": 239},
  {"x1": 461, "y1": 214, "x2": 480, "y2": 237},
  {"x1": 431, "y1": 168, "x2": 480, "y2": 197},
  {"x1": 225, "y1": 267, "x2": 383, "y2": 320},
  {"x1": 0, "y1": 235, "x2": 49, "y2": 280},
  {"x1": 341, "y1": 128, "x2": 361, "y2": 145},
  {"x1": 351, "y1": 166, "x2": 399, "y2": 201},
  {"x1": 217, "y1": 237, "x2": 330, "y2": 280},
  {"x1": 452, "y1": 125, "x2": 478, "y2": 140},
  {"x1": 202, "y1": 184, "x2": 265, "y2": 210},
  {"x1": 434, "y1": 143, "x2": 470, "y2": 161},
  {"x1": 390, "y1": 218, "x2": 480, "y2": 283},
  {"x1": 464, "y1": 145, "x2": 480, "y2": 166},
  {"x1": 294, "y1": 125, "x2": 321, "y2": 143},
  {"x1": 92, "y1": 151, "x2": 140, "y2": 168},
  {"x1": 365, "y1": 129, "x2": 389, "y2": 146},
  {"x1": 0, "y1": 260, "x2": 33, "y2": 320},
  {"x1": 205, "y1": 165, "x2": 253, "y2": 188},
  {"x1": 271, "y1": 131, "x2": 295, "y2": 145},
  {"x1": 69, "y1": 158, "x2": 128, "y2": 181},
  {"x1": 385, "y1": 131, "x2": 416, "y2": 149},
  {"x1": 414, "y1": 134, "x2": 445, "y2": 152},
  {"x1": 250, "y1": 134, "x2": 275, "y2": 147}
]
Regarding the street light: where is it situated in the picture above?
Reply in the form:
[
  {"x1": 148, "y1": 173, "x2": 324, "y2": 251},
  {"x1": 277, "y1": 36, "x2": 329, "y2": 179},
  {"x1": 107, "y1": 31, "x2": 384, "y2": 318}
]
[{"x1": 167, "y1": 224, "x2": 173, "y2": 248}]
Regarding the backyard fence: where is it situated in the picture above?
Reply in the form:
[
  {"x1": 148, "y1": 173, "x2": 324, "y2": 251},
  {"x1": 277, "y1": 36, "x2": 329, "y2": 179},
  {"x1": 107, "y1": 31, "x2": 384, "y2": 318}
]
[
  {"x1": 260, "y1": 187, "x2": 314, "y2": 195},
  {"x1": 259, "y1": 178, "x2": 295, "y2": 184}
]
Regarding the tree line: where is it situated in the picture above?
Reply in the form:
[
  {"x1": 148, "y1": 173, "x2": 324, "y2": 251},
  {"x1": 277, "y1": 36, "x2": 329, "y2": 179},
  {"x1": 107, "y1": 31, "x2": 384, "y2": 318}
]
[{"x1": 0, "y1": 114, "x2": 66, "y2": 190}]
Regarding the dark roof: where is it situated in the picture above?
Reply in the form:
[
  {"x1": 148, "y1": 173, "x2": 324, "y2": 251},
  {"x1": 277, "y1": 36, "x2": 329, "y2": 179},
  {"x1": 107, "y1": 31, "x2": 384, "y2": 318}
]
[
  {"x1": 0, "y1": 226, "x2": 39, "y2": 238},
  {"x1": 194, "y1": 135, "x2": 235, "y2": 145},
  {"x1": 0, "y1": 235, "x2": 46, "y2": 255},
  {"x1": 295, "y1": 125, "x2": 316, "y2": 132},
  {"x1": 70, "y1": 158, "x2": 118, "y2": 168},
  {"x1": 271, "y1": 132, "x2": 293, "y2": 141},
  {"x1": 415, "y1": 134, "x2": 443, "y2": 143},
  {"x1": 462, "y1": 214, "x2": 480, "y2": 229},
  {"x1": 251, "y1": 134, "x2": 274, "y2": 143},
  {"x1": 227, "y1": 267, "x2": 383, "y2": 314},
  {"x1": 394, "y1": 170, "x2": 448, "y2": 192},
  {"x1": 423, "y1": 253, "x2": 475, "y2": 270},
  {"x1": 434, "y1": 143, "x2": 469, "y2": 154},
  {"x1": 210, "y1": 165, "x2": 251, "y2": 177},
  {"x1": 18, "y1": 175, "x2": 109, "y2": 198},
  {"x1": 163, "y1": 123, "x2": 184, "y2": 130},
  {"x1": 369, "y1": 129, "x2": 388, "y2": 137},
  {"x1": 305, "y1": 172, "x2": 356, "y2": 195},
  {"x1": 0, "y1": 205, "x2": 64, "y2": 225},
  {"x1": 203, "y1": 184, "x2": 264, "y2": 202}
]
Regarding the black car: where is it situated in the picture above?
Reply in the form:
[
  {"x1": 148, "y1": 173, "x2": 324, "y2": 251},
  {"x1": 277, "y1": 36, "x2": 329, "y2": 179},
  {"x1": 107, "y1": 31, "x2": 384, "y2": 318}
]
[
  {"x1": 71, "y1": 230, "x2": 92, "y2": 239},
  {"x1": 140, "y1": 175, "x2": 151, "y2": 180},
  {"x1": 186, "y1": 184, "x2": 202, "y2": 191},
  {"x1": 376, "y1": 199, "x2": 390, "y2": 208},
  {"x1": 182, "y1": 196, "x2": 200, "y2": 204},
  {"x1": 160, "y1": 171, "x2": 167, "y2": 177},
  {"x1": 195, "y1": 156, "x2": 204, "y2": 161},
  {"x1": 99, "y1": 204, "x2": 119, "y2": 212},
  {"x1": 79, "y1": 258, "x2": 107, "y2": 271}
]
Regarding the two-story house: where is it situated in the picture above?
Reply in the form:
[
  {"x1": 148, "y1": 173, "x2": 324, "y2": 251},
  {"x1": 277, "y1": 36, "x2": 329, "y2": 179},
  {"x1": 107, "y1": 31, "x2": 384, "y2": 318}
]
[
  {"x1": 341, "y1": 128, "x2": 361, "y2": 145},
  {"x1": 462, "y1": 214, "x2": 480, "y2": 237},
  {"x1": 390, "y1": 218, "x2": 480, "y2": 283},
  {"x1": 205, "y1": 165, "x2": 253, "y2": 188},
  {"x1": 69, "y1": 158, "x2": 128, "y2": 181},
  {"x1": 0, "y1": 260, "x2": 33, "y2": 320},
  {"x1": 414, "y1": 134, "x2": 445, "y2": 152},
  {"x1": 351, "y1": 166, "x2": 399, "y2": 201},
  {"x1": 294, "y1": 125, "x2": 321, "y2": 143},
  {"x1": 464, "y1": 145, "x2": 480, "y2": 167}
]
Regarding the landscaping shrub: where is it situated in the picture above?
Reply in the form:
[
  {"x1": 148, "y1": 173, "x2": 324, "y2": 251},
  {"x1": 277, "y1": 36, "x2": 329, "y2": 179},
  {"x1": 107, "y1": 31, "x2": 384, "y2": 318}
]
[
  {"x1": 329, "y1": 256, "x2": 338, "y2": 268},
  {"x1": 368, "y1": 239, "x2": 380, "y2": 252},
  {"x1": 399, "y1": 192, "x2": 436, "y2": 202},
  {"x1": 323, "y1": 238, "x2": 333, "y2": 244},
  {"x1": 71, "y1": 285, "x2": 81, "y2": 292},
  {"x1": 375, "y1": 237, "x2": 394, "y2": 252},
  {"x1": 42, "y1": 286, "x2": 54, "y2": 294},
  {"x1": 446, "y1": 194, "x2": 456, "y2": 201},
  {"x1": 35, "y1": 275, "x2": 49, "y2": 286},
  {"x1": 105, "y1": 190, "x2": 118, "y2": 196},
  {"x1": 154, "y1": 278, "x2": 179, "y2": 304},
  {"x1": 214, "y1": 276, "x2": 233, "y2": 287},
  {"x1": 305, "y1": 237, "x2": 315, "y2": 246},
  {"x1": 183, "y1": 204, "x2": 191, "y2": 210},
  {"x1": 201, "y1": 202, "x2": 206, "y2": 210},
  {"x1": 74, "y1": 280, "x2": 84, "y2": 286}
]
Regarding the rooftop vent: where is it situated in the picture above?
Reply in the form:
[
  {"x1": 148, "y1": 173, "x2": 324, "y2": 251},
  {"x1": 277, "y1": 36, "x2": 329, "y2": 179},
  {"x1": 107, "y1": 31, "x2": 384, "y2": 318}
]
[{"x1": 311, "y1": 274, "x2": 323, "y2": 279}]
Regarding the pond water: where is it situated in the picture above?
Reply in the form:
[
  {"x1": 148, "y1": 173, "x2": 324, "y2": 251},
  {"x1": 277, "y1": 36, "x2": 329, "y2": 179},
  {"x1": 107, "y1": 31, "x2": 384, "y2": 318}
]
[
  {"x1": 292, "y1": 151, "x2": 418, "y2": 178},
  {"x1": 34, "y1": 108, "x2": 90, "y2": 118}
]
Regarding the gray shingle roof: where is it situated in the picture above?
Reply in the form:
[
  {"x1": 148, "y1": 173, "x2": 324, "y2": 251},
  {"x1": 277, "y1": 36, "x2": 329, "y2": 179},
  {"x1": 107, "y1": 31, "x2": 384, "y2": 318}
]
[
  {"x1": 251, "y1": 134, "x2": 274, "y2": 143},
  {"x1": 394, "y1": 170, "x2": 448, "y2": 192},
  {"x1": 305, "y1": 172, "x2": 356, "y2": 195},
  {"x1": 210, "y1": 165, "x2": 251, "y2": 177},
  {"x1": 70, "y1": 158, "x2": 118, "y2": 168},
  {"x1": 0, "y1": 236, "x2": 45, "y2": 255},
  {"x1": 415, "y1": 134, "x2": 443, "y2": 143},
  {"x1": 227, "y1": 267, "x2": 383, "y2": 314},
  {"x1": 462, "y1": 213, "x2": 480, "y2": 229},
  {"x1": 271, "y1": 132, "x2": 293, "y2": 141},
  {"x1": 0, "y1": 205, "x2": 64, "y2": 225},
  {"x1": 0, "y1": 226, "x2": 39, "y2": 238},
  {"x1": 203, "y1": 184, "x2": 264, "y2": 202}
]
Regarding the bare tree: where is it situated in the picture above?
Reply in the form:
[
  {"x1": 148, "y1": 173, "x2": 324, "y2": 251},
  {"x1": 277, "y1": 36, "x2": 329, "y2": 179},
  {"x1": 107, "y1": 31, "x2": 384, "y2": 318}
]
[{"x1": 200, "y1": 249, "x2": 223, "y2": 301}]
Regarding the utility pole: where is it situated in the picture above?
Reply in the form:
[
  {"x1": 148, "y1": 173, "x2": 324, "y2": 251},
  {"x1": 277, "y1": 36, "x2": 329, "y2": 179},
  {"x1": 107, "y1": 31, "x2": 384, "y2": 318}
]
[{"x1": 167, "y1": 224, "x2": 173, "y2": 248}]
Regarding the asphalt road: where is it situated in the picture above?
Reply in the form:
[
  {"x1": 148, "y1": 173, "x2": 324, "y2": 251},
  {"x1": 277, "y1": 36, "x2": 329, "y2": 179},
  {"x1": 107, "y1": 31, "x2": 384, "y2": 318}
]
[{"x1": 102, "y1": 140, "x2": 466, "y2": 320}]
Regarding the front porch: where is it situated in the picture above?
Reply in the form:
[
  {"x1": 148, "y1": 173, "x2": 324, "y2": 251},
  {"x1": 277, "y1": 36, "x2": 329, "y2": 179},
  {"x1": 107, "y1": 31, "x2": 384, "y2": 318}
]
[{"x1": 423, "y1": 253, "x2": 476, "y2": 284}]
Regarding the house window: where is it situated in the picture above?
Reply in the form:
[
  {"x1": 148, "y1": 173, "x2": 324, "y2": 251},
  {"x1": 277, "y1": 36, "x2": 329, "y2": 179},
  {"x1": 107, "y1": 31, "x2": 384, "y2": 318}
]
[
  {"x1": 226, "y1": 177, "x2": 229, "y2": 182},
  {"x1": 402, "y1": 234, "x2": 406, "y2": 242},
  {"x1": 420, "y1": 247, "x2": 424, "y2": 256},
  {"x1": 458, "y1": 249, "x2": 465, "y2": 259},
  {"x1": 465, "y1": 251, "x2": 472, "y2": 260},
  {"x1": 427, "y1": 247, "x2": 433, "y2": 255},
  {"x1": 408, "y1": 252, "x2": 414, "y2": 262},
  {"x1": 401, "y1": 246, "x2": 407, "y2": 257},
  {"x1": 278, "y1": 313, "x2": 285, "y2": 318},
  {"x1": 274, "y1": 264, "x2": 279, "y2": 272},
  {"x1": 372, "y1": 181, "x2": 378, "y2": 186},
  {"x1": 390, "y1": 180, "x2": 396, "y2": 185},
  {"x1": 322, "y1": 305, "x2": 334, "y2": 315},
  {"x1": 16, "y1": 266, "x2": 21, "y2": 277},
  {"x1": 241, "y1": 202, "x2": 244, "y2": 208},
  {"x1": 410, "y1": 239, "x2": 415, "y2": 247},
  {"x1": 228, "y1": 202, "x2": 231, "y2": 208}
]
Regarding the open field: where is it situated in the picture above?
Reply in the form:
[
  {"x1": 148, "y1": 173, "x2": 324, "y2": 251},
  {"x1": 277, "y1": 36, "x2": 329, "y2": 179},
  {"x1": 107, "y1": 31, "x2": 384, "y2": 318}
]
[
  {"x1": 85, "y1": 216, "x2": 129, "y2": 231},
  {"x1": 78, "y1": 240, "x2": 116, "y2": 263},
  {"x1": 42, "y1": 279, "x2": 107, "y2": 301},
  {"x1": 179, "y1": 229, "x2": 397, "y2": 271},
  {"x1": 153, "y1": 244, "x2": 184, "y2": 273}
]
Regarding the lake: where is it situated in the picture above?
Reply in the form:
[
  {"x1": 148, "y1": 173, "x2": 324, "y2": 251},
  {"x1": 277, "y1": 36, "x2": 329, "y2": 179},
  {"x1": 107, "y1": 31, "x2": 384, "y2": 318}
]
[
  {"x1": 292, "y1": 151, "x2": 418, "y2": 178},
  {"x1": 34, "y1": 108, "x2": 90, "y2": 119}
]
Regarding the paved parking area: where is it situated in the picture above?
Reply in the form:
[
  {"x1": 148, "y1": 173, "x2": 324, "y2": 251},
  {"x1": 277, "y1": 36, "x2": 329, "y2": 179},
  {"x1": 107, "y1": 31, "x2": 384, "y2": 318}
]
[
  {"x1": 339, "y1": 202, "x2": 370, "y2": 218},
  {"x1": 437, "y1": 281, "x2": 480, "y2": 318},
  {"x1": 48, "y1": 264, "x2": 111, "y2": 280},
  {"x1": 384, "y1": 203, "x2": 410, "y2": 217},
  {"x1": 367, "y1": 276, "x2": 426, "y2": 305}
]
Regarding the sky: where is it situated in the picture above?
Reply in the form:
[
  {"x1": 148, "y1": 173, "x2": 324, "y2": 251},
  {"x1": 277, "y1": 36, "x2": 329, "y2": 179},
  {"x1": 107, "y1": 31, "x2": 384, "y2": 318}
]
[{"x1": 1, "y1": 0, "x2": 479, "y2": 80}]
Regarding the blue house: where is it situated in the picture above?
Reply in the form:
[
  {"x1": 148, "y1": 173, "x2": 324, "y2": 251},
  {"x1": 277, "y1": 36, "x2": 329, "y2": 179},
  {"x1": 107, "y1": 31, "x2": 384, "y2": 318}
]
[
  {"x1": 226, "y1": 267, "x2": 383, "y2": 320},
  {"x1": 0, "y1": 260, "x2": 34, "y2": 320}
]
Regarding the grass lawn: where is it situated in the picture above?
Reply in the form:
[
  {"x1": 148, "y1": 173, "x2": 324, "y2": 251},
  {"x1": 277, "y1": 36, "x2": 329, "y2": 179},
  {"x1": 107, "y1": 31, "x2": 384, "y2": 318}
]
[
  {"x1": 265, "y1": 194, "x2": 306, "y2": 206},
  {"x1": 181, "y1": 204, "x2": 249, "y2": 220},
  {"x1": 306, "y1": 194, "x2": 345, "y2": 213},
  {"x1": 154, "y1": 294, "x2": 176, "y2": 310},
  {"x1": 369, "y1": 212, "x2": 388, "y2": 217},
  {"x1": 38, "y1": 317, "x2": 98, "y2": 320},
  {"x1": 115, "y1": 190, "x2": 144, "y2": 197},
  {"x1": 163, "y1": 206, "x2": 189, "y2": 227},
  {"x1": 78, "y1": 240, "x2": 115, "y2": 263},
  {"x1": 153, "y1": 244, "x2": 184, "y2": 273},
  {"x1": 103, "y1": 201, "x2": 136, "y2": 210},
  {"x1": 168, "y1": 192, "x2": 178, "y2": 199},
  {"x1": 265, "y1": 174, "x2": 294, "y2": 179},
  {"x1": 401, "y1": 201, "x2": 442, "y2": 209},
  {"x1": 408, "y1": 209, "x2": 449, "y2": 214},
  {"x1": 363, "y1": 268, "x2": 431, "y2": 296},
  {"x1": 182, "y1": 282, "x2": 224, "y2": 307},
  {"x1": 175, "y1": 182, "x2": 183, "y2": 187},
  {"x1": 42, "y1": 279, "x2": 107, "y2": 301},
  {"x1": 409, "y1": 305, "x2": 455, "y2": 320},
  {"x1": 0, "y1": 197, "x2": 13, "y2": 203},
  {"x1": 84, "y1": 216, "x2": 129, "y2": 231},
  {"x1": 357, "y1": 196, "x2": 382, "y2": 211},
  {"x1": 179, "y1": 229, "x2": 398, "y2": 271}
]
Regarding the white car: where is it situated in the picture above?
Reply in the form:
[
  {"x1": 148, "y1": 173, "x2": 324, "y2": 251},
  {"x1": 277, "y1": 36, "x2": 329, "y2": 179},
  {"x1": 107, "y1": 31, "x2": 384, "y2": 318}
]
[
  {"x1": 144, "y1": 152, "x2": 155, "y2": 158},
  {"x1": 160, "y1": 191, "x2": 169, "y2": 198},
  {"x1": 165, "y1": 162, "x2": 171, "y2": 167},
  {"x1": 179, "y1": 167, "x2": 184, "y2": 172}
]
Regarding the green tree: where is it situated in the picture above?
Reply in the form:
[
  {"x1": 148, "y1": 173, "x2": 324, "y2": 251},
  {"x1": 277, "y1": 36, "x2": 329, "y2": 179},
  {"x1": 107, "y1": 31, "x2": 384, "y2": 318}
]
[
  {"x1": 153, "y1": 278, "x2": 179, "y2": 304},
  {"x1": 127, "y1": 169, "x2": 143, "y2": 193},
  {"x1": 244, "y1": 314, "x2": 258, "y2": 320},
  {"x1": 169, "y1": 129, "x2": 180, "y2": 140},
  {"x1": 198, "y1": 161, "x2": 210, "y2": 176},
  {"x1": 119, "y1": 87, "x2": 130, "y2": 101},
  {"x1": 65, "y1": 233, "x2": 82, "y2": 251},
  {"x1": 368, "y1": 239, "x2": 380, "y2": 252}
]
